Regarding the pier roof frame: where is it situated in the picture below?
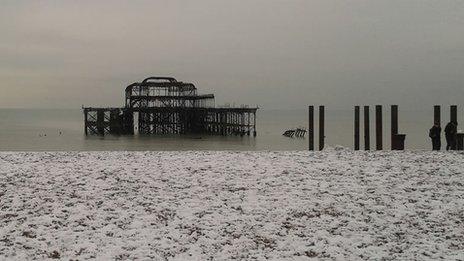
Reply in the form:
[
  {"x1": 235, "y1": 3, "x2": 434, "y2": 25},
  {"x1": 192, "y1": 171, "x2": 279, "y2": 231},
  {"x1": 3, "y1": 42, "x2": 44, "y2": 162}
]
[{"x1": 83, "y1": 75, "x2": 258, "y2": 136}]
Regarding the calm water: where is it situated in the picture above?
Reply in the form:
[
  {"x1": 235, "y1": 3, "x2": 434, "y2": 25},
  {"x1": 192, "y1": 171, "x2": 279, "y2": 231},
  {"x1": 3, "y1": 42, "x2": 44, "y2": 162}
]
[{"x1": 0, "y1": 108, "x2": 455, "y2": 151}]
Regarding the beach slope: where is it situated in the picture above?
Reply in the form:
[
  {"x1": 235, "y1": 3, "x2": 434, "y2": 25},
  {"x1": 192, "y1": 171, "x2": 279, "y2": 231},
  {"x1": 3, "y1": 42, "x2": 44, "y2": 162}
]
[{"x1": 0, "y1": 149, "x2": 463, "y2": 260}]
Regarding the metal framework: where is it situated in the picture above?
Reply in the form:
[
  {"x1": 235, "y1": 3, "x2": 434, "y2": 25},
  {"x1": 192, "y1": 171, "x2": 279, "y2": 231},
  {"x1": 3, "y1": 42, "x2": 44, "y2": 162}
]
[{"x1": 84, "y1": 76, "x2": 258, "y2": 136}]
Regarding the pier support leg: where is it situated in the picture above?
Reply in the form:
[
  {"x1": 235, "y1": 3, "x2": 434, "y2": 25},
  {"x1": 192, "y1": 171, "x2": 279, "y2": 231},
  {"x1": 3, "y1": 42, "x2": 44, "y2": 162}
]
[
  {"x1": 319, "y1": 106, "x2": 325, "y2": 151},
  {"x1": 309, "y1": 106, "x2": 314, "y2": 151},
  {"x1": 434, "y1": 105, "x2": 441, "y2": 126},
  {"x1": 450, "y1": 105, "x2": 458, "y2": 150},
  {"x1": 97, "y1": 110, "x2": 105, "y2": 135},
  {"x1": 376, "y1": 105, "x2": 383, "y2": 150},
  {"x1": 391, "y1": 105, "x2": 398, "y2": 150},
  {"x1": 253, "y1": 112, "x2": 257, "y2": 137},
  {"x1": 364, "y1": 106, "x2": 370, "y2": 150},
  {"x1": 84, "y1": 109, "x2": 88, "y2": 136},
  {"x1": 354, "y1": 106, "x2": 360, "y2": 150},
  {"x1": 451, "y1": 105, "x2": 457, "y2": 123},
  {"x1": 390, "y1": 105, "x2": 406, "y2": 150}
]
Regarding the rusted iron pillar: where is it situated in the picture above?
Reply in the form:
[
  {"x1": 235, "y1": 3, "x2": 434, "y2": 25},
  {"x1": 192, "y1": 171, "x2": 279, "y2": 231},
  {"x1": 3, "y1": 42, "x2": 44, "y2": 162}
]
[
  {"x1": 308, "y1": 106, "x2": 314, "y2": 151},
  {"x1": 390, "y1": 105, "x2": 405, "y2": 150},
  {"x1": 364, "y1": 106, "x2": 370, "y2": 150},
  {"x1": 434, "y1": 105, "x2": 441, "y2": 126},
  {"x1": 221, "y1": 112, "x2": 225, "y2": 136},
  {"x1": 319, "y1": 106, "x2": 325, "y2": 151},
  {"x1": 97, "y1": 110, "x2": 105, "y2": 135},
  {"x1": 375, "y1": 105, "x2": 382, "y2": 150},
  {"x1": 84, "y1": 109, "x2": 88, "y2": 135},
  {"x1": 253, "y1": 112, "x2": 257, "y2": 137},
  {"x1": 122, "y1": 110, "x2": 134, "y2": 135},
  {"x1": 240, "y1": 113, "x2": 245, "y2": 136},
  {"x1": 109, "y1": 109, "x2": 120, "y2": 135},
  {"x1": 450, "y1": 105, "x2": 463, "y2": 150},
  {"x1": 451, "y1": 105, "x2": 457, "y2": 123},
  {"x1": 391, "y1": 105, "x2": 398, "y2": 136},
  {"x1": 391, "y1": 105, "x2": 398, "y2": 150},
  {"x1": 354, "y1": 106, "x2": 360, "y2": 150}
]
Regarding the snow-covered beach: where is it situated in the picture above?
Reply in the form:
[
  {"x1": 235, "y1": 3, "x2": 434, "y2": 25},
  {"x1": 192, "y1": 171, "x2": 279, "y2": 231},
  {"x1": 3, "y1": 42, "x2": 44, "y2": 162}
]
[{"x1": 0, "y1": 149, "x2": 463, "y2": 260}]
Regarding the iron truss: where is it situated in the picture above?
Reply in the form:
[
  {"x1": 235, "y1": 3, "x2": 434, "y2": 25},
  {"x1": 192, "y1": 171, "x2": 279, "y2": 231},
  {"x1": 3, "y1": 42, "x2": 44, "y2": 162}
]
[{"x1": 84, "y1": 76, "x2": 258, "y2": 136}]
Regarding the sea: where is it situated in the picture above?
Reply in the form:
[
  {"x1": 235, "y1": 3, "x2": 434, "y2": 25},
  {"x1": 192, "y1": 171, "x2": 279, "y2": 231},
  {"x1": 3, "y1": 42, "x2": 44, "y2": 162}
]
[{"x1": 0, "y1": 108, "x2": 455, "y2": 151}]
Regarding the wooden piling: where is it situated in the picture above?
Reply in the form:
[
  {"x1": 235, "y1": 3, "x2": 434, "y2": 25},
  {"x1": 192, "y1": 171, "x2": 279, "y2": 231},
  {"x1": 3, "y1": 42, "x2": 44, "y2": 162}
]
[
  {"x1": 375, "y1": 105, "x2": 382, "y2": 150},
  {"x1": 354, "y1": 106, "x2": 360, "y2": 150},
  {"x1": 391, "y1": 105, "x2": 398, "y2": 150},
  {"x1": 319, "y1": 106, "x2": 325, "y2": 151},
  {"x1": 364, "y1": 106, "x2": 370, "y2": 150},
  {"x1": 434, "y1": 105, "x2": 441, "y2": 126},
  {"x1": 309, "y1": 106, "x2": 314, "y2": 151},
  {"x1": 391, "y1": 105, "x2": 398, "y2": 135},
  {"x1": 451, "y1": 105, "x2": 457, "y2": 123}
]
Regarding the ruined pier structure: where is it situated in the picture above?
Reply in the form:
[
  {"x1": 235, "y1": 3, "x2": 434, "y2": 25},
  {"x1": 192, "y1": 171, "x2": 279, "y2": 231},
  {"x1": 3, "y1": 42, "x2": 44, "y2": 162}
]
[
  {"x1": 84, "y1": 77, "x2": 258, "y2": 136},
  {"x1": 308, "y1": 104, "x2": 463, "y2": 151}
]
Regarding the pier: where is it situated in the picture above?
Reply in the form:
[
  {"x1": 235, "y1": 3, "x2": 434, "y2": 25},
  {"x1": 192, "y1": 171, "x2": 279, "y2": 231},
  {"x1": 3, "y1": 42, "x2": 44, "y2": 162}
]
[{"x1": 84, "y1": 77, "x2": 258, "y2": 136}]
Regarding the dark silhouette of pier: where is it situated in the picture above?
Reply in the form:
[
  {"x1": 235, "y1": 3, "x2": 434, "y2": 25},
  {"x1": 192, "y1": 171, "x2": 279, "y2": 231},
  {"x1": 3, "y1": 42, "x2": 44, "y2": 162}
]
[{"x1": 83, "y1": 77, "x2": 258, "y2": 136}]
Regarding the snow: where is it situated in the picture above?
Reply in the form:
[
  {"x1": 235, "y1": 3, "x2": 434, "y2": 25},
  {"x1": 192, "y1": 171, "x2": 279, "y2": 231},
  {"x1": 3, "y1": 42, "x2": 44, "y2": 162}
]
[{"x1": 0, "y1": 149, "x2": 463, "y2": 260}]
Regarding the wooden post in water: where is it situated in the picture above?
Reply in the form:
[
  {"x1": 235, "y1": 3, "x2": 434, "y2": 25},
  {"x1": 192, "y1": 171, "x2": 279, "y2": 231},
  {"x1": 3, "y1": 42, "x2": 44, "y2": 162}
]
[
  {"x1": 391, "y1": 105, "x2": 398, "y2": 150},
  {"x1": 375, "y1": 105, "x2": 383, "y2": 150},
  {"x1": 308, "y1": 106, "x2": 314, "y2": 151},
  {"x1": 451, "y1": 105, "x2": 458, "y2": 150},
  {"x1": 84, "y1": 109, "x2": 88, "y2": 135},
  {"x1": 364, "y1": 106, "x2": 370, "y2": 150},
  {"x1": 434, "y1": 105, "x2": 441, "y2": 126},
  {"x1": 253, "y1": 112, "x2": 257, "y2": 137},
  {"x1": 451, "y1": 105, "x2": 457, "y2": 123},
  {"x1": 354, "y1": 106, "x2": 360, "y2": 150},
  {"x1": 319, "y1": 106, "x2": 325, "y2": 151}
]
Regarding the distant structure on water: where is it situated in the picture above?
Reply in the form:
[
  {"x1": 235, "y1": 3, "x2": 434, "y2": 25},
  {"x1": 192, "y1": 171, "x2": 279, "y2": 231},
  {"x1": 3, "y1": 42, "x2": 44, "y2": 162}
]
[
  {"x1": 83, "y1": 76, "x2": 258, "y2": 136},
  {"x1": 283, "y1": 128, "x2": 307, "y2": 138}
]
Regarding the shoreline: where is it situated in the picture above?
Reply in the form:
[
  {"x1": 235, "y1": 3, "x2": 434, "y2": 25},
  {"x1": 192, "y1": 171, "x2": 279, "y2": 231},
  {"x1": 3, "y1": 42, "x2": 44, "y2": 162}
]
[{"x1": 1, "y1": 150, "x2": 463, "y2": 259}]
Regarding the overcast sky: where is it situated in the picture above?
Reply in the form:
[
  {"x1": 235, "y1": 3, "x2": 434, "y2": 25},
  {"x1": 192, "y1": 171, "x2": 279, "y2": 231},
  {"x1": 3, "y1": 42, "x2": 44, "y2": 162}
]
[{"x1": 1, "y1": 0, "x2": 463, "y2": 109}]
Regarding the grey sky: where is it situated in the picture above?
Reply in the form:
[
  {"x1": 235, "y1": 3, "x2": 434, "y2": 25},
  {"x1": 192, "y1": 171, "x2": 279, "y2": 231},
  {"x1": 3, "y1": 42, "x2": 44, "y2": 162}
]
[{"x1": 1, "y1": 0, "x2": 463, "y2": 109}]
